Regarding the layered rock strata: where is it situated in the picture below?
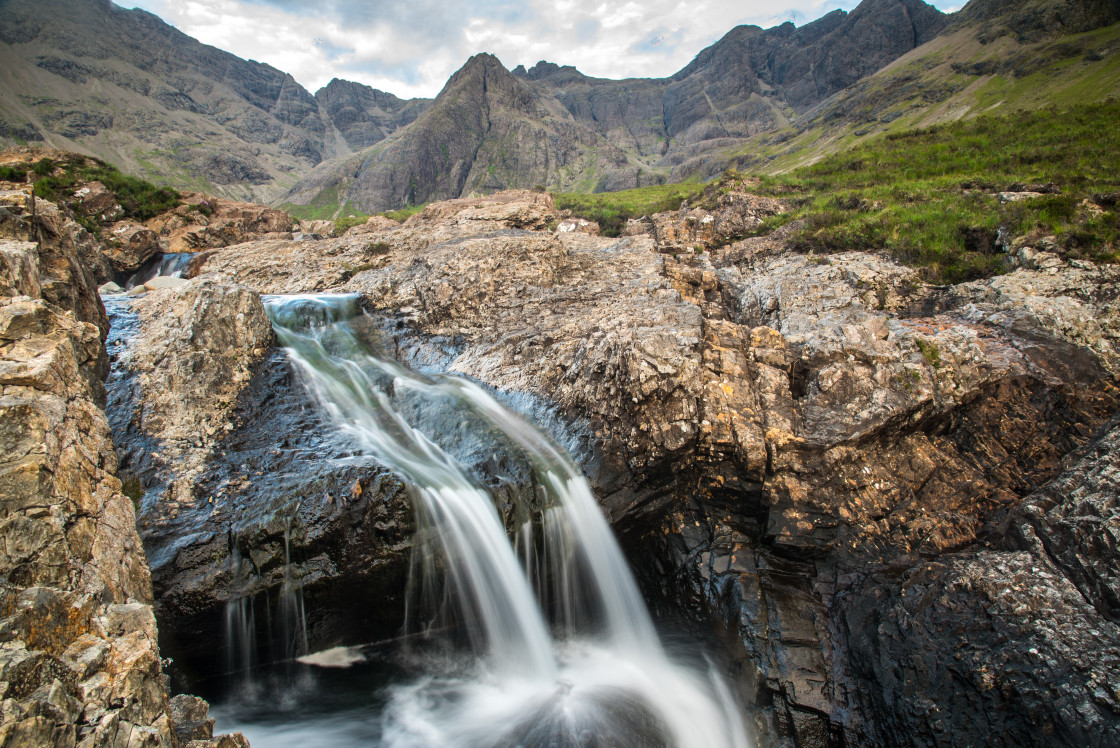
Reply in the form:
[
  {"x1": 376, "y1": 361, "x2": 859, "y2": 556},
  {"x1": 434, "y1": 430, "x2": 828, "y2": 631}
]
[
  {"x1": 110, "y1": 189, "x2": 1120, "y2": 746},
  {"x1": 0, "y1": 190, "x2": 243, "y2": 745}
]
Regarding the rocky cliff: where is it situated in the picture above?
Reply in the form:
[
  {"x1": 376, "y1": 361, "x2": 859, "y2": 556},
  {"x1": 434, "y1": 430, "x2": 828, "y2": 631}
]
[
  {"x1": 0, "y1": 182, "x2": 244, "y2": 745},
  {"x1": 103, "y1": 188, "x2": 1120, "y2": 746}
]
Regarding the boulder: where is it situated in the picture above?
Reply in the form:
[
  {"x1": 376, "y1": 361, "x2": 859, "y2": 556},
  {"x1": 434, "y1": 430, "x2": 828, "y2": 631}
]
[
  {"x1": 144, "y1": 275, "x2": 188, "y2": 291},
  {"x1": 71, "y1": 180, "x2": 124, "y2": 222},
  {"x1": 103, "y1": 221, "x2": 160, "y2": 275},
  {"x1": 146, "y1": 191, "x2": 295, "y2": 252}
]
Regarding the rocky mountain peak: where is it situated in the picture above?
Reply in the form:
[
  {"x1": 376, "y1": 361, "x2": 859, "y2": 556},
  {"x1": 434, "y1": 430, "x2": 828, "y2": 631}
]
[
  {"x1": 512, "y1": 60, "x2": 588, "y2": 82},
  {"x1": 439, "y1": 52, "x2": 537, "y2": 116},
  {"x1": 955, "y1": 0, "x2": 1120, "y2": 39}
]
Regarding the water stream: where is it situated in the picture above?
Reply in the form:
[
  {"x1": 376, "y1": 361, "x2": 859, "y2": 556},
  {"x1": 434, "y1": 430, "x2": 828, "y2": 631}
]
[
  {"x1": 124, "y1": 252, "x2": 193, "y2": 288},
  {"x1": 216, "y1": 294, "x2": 751, "y2": 747}
]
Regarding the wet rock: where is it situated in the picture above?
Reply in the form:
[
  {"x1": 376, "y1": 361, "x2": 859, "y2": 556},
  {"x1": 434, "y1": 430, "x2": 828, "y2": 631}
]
[
  {"x1": 99, "y1": 281, "x2": 123, "y2": 295},
  {"x1": 111, "y1": 278, "x2": 273, "y2": 498},
  {"x1": 105, "y1": 280, "x2": 413, "y2": 674},
  {"x1": 169, "y1": 694, "x2": 215, "y2": 742}
]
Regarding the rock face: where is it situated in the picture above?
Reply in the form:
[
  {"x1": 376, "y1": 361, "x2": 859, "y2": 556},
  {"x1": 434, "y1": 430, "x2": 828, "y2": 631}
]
[
  {"x1": 144, "y1": 192, "x2": 295, "y2": 253},
  {"x1": 105, "y1": 280, "x2": 414, "y2": 674},
  {"x1": 846, "y1": 413, "x2": 1120, "y2": 746},
  {"x1": 0, "y1": 193, "x2": 179, "y2": 745},
  {"x1": 313, "y1": 78, "x2": 431, "y2": 151},
  {"x1": 126, "y1": 188, "x2": 1117, "y2": 747}
]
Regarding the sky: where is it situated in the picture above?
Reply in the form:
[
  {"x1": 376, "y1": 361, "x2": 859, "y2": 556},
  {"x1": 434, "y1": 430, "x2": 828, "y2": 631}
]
[{"x1": 125, "y1": 0, "x2": 963, "y2": 100}]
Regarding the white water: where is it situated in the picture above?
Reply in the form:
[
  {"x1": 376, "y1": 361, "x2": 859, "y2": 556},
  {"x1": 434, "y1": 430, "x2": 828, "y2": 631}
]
[
  {"x1": 265, "y1": 294, "x2": 751, "y2": 748},
  {"x1": 124, "y1": 252, "x2": 193, "y2": 289}
]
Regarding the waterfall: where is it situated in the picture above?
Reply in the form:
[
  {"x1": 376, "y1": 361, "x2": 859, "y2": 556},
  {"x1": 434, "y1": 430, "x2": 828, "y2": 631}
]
[
  {"x1": 124, "y1": 252, "x2": 193, "y2": 289},
  {"x1": 266, "y1": 293, "x2": 752, "y2": 748}
]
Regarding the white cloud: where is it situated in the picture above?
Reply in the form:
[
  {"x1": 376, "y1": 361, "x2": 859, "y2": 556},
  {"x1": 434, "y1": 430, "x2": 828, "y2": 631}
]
[{"x1": 122, "y1": 0, "x2": 962, "y2": 99}]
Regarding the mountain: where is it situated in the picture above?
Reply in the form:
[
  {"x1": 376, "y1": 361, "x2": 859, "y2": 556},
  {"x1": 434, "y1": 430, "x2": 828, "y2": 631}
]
[
  {"x1": 283, "y1": 0, "x2": 949, "y2": 213},
  {"x1": 690, "y1": 0, "x2": 1120, "y2": 175},
  {"x1": 282, "y1": 53, "x2": 629, "y2": 215},
  {"x1": 0, "y1": 0, "x2": 429, "y2": 202},
  {"x1": 6, "y1": 0, "x2": 1113, "y2": 216}
]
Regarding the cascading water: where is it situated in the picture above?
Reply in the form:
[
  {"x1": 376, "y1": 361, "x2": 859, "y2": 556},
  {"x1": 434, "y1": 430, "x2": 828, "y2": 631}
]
[
  {"x1": 124, "y1": 252, "x2": 193, "y2": 289},
  {"x1": 220, "y1": 293, "x2": 752, "y2": 747}
]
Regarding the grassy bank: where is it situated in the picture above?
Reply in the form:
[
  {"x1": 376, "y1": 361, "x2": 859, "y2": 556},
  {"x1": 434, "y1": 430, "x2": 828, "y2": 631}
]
[
  {"x1": 557, "y1": 100, "x2": 1119, "y2": 284},
  {"x1": 2, "y1": 156, "x2": 181, "y2": 226},
  {"x1": 753, "y1": 99, "x2": 1120, "y2": 282},
  {"x1": 553, "y1": 182, "x2": 704, "y2": 237}
]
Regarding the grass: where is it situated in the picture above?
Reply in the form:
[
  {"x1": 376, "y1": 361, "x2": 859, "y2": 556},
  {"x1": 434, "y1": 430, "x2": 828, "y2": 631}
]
[
  {"x1": 283, "y1": 200, "x2": 429, "y2": 228},
  {"x1": 748, "y1": 100, "x2": 1120, "y2": 283},
  {"x1": 554, "y1": 181, "x2": 704, "y2": 237},
  {"x1": 381, "y1": 203, "x2": 428, "y2": 223},
  {"x1": 28, "y1": 156, "x2": 181, "y2": 222},
  {"x1": 334, "y1": 214, "x2": 370, "y2": 233}
]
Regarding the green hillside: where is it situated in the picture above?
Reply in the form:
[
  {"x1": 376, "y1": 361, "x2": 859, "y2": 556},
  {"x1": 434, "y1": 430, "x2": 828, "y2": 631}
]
[{"x1": 561, "y1": 99, "x2": 1119, "y2": 283}]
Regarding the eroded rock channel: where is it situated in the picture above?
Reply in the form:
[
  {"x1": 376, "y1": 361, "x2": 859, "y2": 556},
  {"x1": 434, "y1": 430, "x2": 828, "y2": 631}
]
[{"x1": 4, "y1": 177, "x2": 1118, "y2": 747}]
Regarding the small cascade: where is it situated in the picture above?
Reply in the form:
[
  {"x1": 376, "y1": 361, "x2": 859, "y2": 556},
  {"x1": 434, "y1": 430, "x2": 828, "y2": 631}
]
[
  {"x1": 124, "y1": 252, "x2": 193, "y2": 289},
  {"x1": 222, "y1": 520, "x2": 310, "y2": 698},
  {"x1": 277, "y1": 516, "x2": 310, "y2": 664},
  {"x1": 224, "y1": 541, "x2": 259, "y2": 691},
  {"x1": 257, "y1": 293, "x2": 753, "y2": 748}
]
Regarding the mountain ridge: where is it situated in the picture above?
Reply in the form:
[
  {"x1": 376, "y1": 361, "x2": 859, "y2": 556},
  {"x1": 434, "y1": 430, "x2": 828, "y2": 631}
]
[
  {"x1": 283, "y1": 0, "x2": 953, "y2": 213},
  {"x1": 0, "y1": 0, "x2": 951, "y2": 211}
]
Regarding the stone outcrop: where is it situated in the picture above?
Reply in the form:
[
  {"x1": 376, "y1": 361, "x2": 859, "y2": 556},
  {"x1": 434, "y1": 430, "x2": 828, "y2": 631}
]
[
  {"x1": 105, "y1": 280, "x2": 413, "y2": 672},
  {"x1": 0, "y1": 192, "x2": 244, "y2": 746},
  {"x1": 622, "y1": 191, "x2": 786, "y2": 252},
  {"x1": 145, "y1": 193, "x2": 294, "y2": 254},
  {"x1": 102, "y1": 222, "x2": 160, "y2": 276},
  {"x1": 0, "y1": 185, "x2": 108, "y2": 337},
  {"x1": 846, "y1": 413, "x2": 1120, "y2": 746},
  {"x1": 104, "y1": 188, "x2": 1120, "y2": 746}
]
